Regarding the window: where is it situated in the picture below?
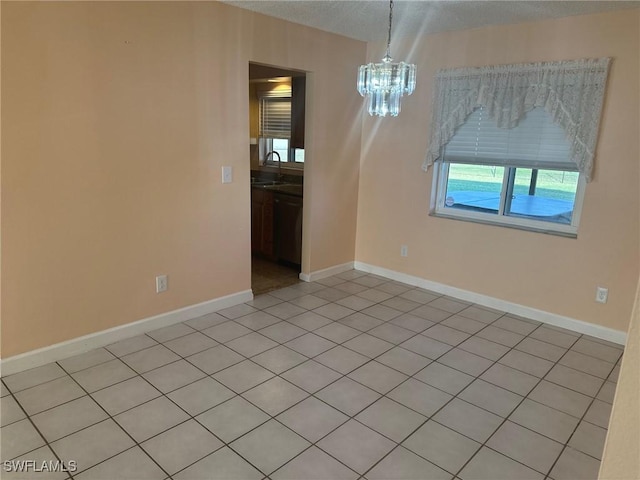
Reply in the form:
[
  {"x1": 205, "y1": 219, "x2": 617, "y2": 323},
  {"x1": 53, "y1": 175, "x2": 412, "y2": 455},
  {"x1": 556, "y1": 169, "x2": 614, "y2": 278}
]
[
  {"x1": 432, "y1": 107, "x2": 585, "y2": 236},
  {"x1": 258, "y1": 93, "x2": 304, "y2": 166}
]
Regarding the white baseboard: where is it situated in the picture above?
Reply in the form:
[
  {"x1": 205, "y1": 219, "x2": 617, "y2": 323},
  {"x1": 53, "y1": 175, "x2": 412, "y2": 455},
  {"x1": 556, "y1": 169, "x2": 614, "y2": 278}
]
[
  {"x1": 299, "y1": 262, "x2": 355, "y2": 282},
  {"x1": 354, "y1": 261, "x2": 627, "y2": 345},
  {"x1": 1, "y1": 290, "x2": 253, "y2": 376}
]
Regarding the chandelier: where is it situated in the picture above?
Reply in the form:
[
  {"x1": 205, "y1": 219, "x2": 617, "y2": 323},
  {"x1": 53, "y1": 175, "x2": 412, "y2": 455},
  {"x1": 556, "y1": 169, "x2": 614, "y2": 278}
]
[{"x1": 357, "y1": 0, "x2": 416, "y2": 117}]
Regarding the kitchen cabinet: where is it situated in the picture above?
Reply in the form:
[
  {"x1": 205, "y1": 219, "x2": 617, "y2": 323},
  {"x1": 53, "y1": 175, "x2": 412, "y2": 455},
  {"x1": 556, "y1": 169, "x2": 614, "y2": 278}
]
[
  {"x1": 251, "y1": 188, "x2": 274, "y2": 257},
  {"x1": 291, "y1": 76, "x2": 306, "y2": 149},
  {"x1": 274, "y1": 193, "x2": 303, "y2": 266}
]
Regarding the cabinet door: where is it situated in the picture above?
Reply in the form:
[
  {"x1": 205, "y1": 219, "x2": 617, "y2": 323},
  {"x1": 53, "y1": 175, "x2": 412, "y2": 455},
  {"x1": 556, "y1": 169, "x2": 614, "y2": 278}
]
[
  {"x1": 251, "y1": 191, "x2": 263, "y2": 254},
  {"x1": 275, "y1": 195, "x2": 302, "y2": 265},
  {"x1": 262, "y1": 192, "x2": 274, "y2": 256},
  {"x1": 291, "y1": 76, "x2": 306, "y2": 149}
]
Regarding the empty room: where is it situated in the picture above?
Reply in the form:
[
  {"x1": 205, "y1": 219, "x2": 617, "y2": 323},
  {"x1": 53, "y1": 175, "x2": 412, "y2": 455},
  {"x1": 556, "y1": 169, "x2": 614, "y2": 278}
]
[{"x1": 1, "y1": 1, "x2": 639, "y2": 479}]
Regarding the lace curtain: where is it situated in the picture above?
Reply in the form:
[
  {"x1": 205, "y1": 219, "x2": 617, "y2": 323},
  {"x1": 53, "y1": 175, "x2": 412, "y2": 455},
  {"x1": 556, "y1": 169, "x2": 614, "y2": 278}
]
[{"x1": 423, "y1": 58, "x2": 611, "y2": 182}]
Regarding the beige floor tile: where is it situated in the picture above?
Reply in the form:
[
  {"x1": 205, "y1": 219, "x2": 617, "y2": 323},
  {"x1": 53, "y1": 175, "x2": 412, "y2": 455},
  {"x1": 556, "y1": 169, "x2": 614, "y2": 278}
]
[
  {"x1": 58, "y1": 349, "x2": 116, "y2": 374},
  {"x1": 459, "y1": 379, "x2": 523, "y2": 417},
  {"x1": 142, "y1": 420, "x2": 223, "y2": 475},
  {"x1": 231, "y1": 420, "x2": 310, "y2": 475},
  {"x1": 480, "y1": 363, "x2": 539, "y2": 396},
  {"x1": 163, "y1": 332, "x2": 217, "y2": 357},
  {"x1": 174, "y1": 447, "x2": 262, "y2": 480},
  {"x1": 277, "y1": 397, "x2": 349, "y2": 442},
  {"x1": 272, "y1": 446, "x2": 358, "y2": 480},
  {"x1": 508, "y1": 399, "x2": 579, "y2": 444},
  {"x1": 16, "y1": 377, "x2": 86, "y2": 415},
  {"x1": 375, "y1": 347, "x2": 431, "y2": 375},
  {"x1": 1, "y1": 395, "x2": 27, "y2": 427},
  {"x1": 50, "y1": 419, "x2": 134, "y2": 474},
  {"x1": 251, "y1": 345, "x2": 307, "y2": 373},
  {"x1": 403, "y1": 420, "x2": 480, "y2": 474},
  {"x1": 142, "y1": 360, "x2": 206, "y2": 393},
  {"x1": 225, "y1": 332, "x2": 278, "y2": 357},
  {"x1": 91, "y1": 376, "x2": 161, "y2": 416},
  {"x1": 186, "y1": 344, "x2": 244, "y2": 374},
  {"x1": 280, "y1": 360, "x2": 342, "y2": 393},
  {"x1": 121, "y1": 345, "x2": 180, "y2": 374},
  {"x1": 195, "y1": 396, "x2": 269, "y2": 443},
  {"x1": 317, "y1": 420, "x2": 395, "y2": 474},
  {"x1": 167, "y1": 377, "x2": 235, "y2": 416},
  {"x1": 4, "y1": 364, "x2": 68, "y2": 393},
  {"x1": 487, "y1": 421, "x2": 563, "y2": 473},
  {"x1": 243, "y1": 377, "x2": 308, "y2": 416},
  {"x1": 458, "y1": 446, "x2": 543, "y2": 480},
  {"x1": 356, "y1": 397, "x2": 426, "y2": 442},
  {"x1": 414, "y1": 362, "x2": 474, "y2": 395},
  {"x1": 315, "y1": 377, "x2": 380, "y2": 416},
  {"x1": 75, "y1": 446, "x2": 165, "y2": 480},
  {"x1": 1, "y1": 419, "x2": 46, "y2": 461},
  {"x1": 434, "y1": 398, "x2": 503, "y2": 443},
  {"x1": 348, "y1": 361, "x2": 408, "y2": 394},
  {"x1": 549, "y1": 447, "x2": 601, "y2": 480},
  {"x1": 343, "y1": 333, "x2": 394, "y2": 358},
  {"x1": 568, "y1": 421, "x2": 607, "y2": 460},
  {"x1": 31, "y1": 396, "x2": 107, "y2": 442},
  {"x1": 366, "y1": 446, "x2": 452, "y2": 480},
  {"x1": 387, "y1": 378, "x2": 452, "y2": 417},
  {"x1": 400, "y1": 335, "x2": 452, "y2": 360},
  {"x1": 114, "y1": 396, "x2": 189, "y2": 442},
  {"x1": 258, "y1": 322, "x2": 307, "y2": 343},
  {"x1": 314, "y1": 346, "x2": 369, "y2": 375}
]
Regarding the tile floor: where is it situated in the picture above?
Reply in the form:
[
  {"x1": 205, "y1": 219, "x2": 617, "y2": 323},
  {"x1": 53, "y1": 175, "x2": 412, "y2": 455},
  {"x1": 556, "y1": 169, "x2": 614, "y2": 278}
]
[
  {"x1": 1, "y1": 270, "x2": 623, "y2": 480},
  {"x1": 251, "y1": 256, "x2": 301, "y2": 296}
]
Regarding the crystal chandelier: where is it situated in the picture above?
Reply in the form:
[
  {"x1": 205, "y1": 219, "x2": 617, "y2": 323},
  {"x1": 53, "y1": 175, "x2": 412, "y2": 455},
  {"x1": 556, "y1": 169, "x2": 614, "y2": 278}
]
[{"x1": 357, "y1": 0, "x2": 416, "y2": 117}]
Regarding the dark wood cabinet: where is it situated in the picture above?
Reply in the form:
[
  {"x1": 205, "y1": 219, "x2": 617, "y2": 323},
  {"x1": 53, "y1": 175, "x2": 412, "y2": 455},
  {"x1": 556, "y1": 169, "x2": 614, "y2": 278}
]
[
  {"x1": 291, "y1": 76, "x2": 306, "y2": 149},
  {"x1": 251, "y1": 188, "x2": 274, "y2": 257},
  {"x1": 274, "y1": 193, "x2": 303, "y2": 266},
  {"x1": 252, "y1": 186, "x2": 303, "y2": 266}
]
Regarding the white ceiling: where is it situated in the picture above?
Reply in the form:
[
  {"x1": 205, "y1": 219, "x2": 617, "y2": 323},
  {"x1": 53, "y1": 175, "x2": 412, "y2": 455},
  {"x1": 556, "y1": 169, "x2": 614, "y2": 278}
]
[{"x1": 222, "y1": 0, "x2": 639, "y2": 42}]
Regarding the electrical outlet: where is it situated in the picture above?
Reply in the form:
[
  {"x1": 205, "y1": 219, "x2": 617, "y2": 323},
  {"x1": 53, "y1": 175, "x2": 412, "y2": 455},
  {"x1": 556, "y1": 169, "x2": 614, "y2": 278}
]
[
  {"x1": 595, "y1": 286, "x2": 608, "y2": 304},
  {"x1": 222, "y1": 166, "x2": 233, "y2": 184},
  {"x1": 156, "y1": 275, "x2": 168, "y2": 293},
  {"x1": 400, "y1": 245, "x2": 408, "y2": 257}
]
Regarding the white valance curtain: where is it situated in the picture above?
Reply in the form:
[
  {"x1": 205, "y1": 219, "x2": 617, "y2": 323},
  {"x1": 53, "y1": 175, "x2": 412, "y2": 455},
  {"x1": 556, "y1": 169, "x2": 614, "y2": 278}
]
[{"x1": 423, "y1": 58, "x2": 611, "y2": 182}]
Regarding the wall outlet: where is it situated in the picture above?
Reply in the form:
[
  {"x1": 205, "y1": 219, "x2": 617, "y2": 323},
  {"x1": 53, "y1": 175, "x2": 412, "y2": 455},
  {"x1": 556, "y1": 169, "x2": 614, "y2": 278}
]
[
  {"x1": 156, "y1": 275, "x2": 168, "y2": 293},
  {"x1": 400, "y1": 245, "x2": 408, "y2": 257},
  {"x1": 222, "y1": 166, "x2": 233, "y2": 184},
  {"x1": 595, "y1": 286, "x2": 608, "y2": 304}
]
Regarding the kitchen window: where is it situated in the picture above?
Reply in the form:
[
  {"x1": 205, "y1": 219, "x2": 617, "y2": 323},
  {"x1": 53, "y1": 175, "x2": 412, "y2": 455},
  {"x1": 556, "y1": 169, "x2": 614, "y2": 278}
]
[
  {"x1": 260, "y1": 96, "x2": 291, "y2": 162},
  {"x1": 432, "y1": 106, "x2": 585, "y2": 236},
  {"x1": 259, "y1": 91, "x2": 304, "y2": 166}
]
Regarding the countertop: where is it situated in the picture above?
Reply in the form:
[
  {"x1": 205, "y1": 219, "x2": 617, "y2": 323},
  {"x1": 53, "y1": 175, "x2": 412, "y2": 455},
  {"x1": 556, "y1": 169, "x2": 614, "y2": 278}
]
[{"x1": 251, "y1": 182, "x2": 303, "y2": 198}]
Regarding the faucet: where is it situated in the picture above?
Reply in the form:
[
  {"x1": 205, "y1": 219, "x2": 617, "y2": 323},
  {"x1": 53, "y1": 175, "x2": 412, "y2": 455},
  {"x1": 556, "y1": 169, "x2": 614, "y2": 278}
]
[{"x1": 265, "y1": 151, "x2": 283, "y2": 182}]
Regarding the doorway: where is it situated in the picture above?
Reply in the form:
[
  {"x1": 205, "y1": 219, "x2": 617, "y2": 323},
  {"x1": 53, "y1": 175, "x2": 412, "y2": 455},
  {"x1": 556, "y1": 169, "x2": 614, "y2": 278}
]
[{"x1": 249, "y1": 63, "x2": 306, "y2": 296}]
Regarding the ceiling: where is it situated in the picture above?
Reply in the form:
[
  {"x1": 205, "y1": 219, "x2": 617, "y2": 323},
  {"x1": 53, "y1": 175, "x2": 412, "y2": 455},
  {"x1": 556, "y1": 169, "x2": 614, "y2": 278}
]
[{"x1": 222, "y1": 0, "x2": 639, "y2": 42}]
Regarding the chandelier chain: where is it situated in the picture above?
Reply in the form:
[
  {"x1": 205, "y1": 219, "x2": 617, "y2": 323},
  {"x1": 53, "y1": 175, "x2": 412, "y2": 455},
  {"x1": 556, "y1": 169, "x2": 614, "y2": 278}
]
[{"x1": 386, "y1": 0, "x2": 393, "y2": 59}]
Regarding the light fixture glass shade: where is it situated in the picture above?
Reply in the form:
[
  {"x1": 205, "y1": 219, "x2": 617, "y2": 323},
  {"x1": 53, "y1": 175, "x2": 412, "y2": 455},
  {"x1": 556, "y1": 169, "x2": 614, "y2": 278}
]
[{"x1": 357, "y1": 57, "x2": 416, "y2": 116}]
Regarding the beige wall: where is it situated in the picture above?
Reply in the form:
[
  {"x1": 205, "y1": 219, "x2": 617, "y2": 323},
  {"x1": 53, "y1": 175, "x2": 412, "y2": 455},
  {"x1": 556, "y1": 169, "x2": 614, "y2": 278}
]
[
  {"x1": 599, "y1": 277, "x2": 640, "y2": 479},
  {"x1": 356, "y1": 9, "x2": 639, "y2": 333},
  {"x1": 1, "y1": 1, "x2": 364, "y2": 358}
]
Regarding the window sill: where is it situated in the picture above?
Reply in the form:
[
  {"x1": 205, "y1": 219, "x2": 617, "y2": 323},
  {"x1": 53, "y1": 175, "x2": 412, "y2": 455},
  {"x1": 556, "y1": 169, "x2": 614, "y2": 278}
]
[{"x1": 429, "y1": 210, "x2": 578, "y2": 238}]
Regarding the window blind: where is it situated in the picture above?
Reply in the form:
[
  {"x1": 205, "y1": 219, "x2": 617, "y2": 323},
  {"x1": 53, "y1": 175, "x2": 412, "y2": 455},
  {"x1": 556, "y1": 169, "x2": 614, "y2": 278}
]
[
  {"x1": 443, "y1": 107, "x2": 575, "y2": 171},
  {"x1": 260, "y1": 97, "x2": 291, "y2": 139}
]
